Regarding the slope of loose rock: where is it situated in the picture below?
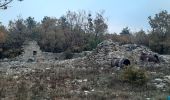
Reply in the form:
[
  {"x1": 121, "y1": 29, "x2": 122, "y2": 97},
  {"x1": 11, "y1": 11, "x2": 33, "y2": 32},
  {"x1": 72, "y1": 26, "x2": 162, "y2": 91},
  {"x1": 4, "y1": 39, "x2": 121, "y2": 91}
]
[{"x1": 87, "y1": 39, "x2": 166, "y2": 67}]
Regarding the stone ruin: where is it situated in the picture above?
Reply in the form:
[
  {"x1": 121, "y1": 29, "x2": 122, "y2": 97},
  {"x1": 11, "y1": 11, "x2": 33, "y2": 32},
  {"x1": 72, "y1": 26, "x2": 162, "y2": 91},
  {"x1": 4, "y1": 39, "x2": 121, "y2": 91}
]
[
  {"x1": 0, "y1": 39, "x2": 169, "y2": 76},
  {"x1": 0, "y1": 39, "x2": 169, "y2": 70},
  {"x1": 87, "y1": 39, "x2": 167, "y2": 68},
  {"x1": 16, "y1": 40, "x2": 89, "y2": 62},
  {"x1": 18, "y1": 41, "x2": 44, "y2": 62}
]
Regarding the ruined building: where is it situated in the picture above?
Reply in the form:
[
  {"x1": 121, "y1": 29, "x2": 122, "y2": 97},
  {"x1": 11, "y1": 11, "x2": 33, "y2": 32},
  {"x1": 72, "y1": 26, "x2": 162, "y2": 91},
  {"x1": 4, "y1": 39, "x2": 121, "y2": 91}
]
[{"x1": 19, "y1": 41, "x2": 44, "y2": 62}]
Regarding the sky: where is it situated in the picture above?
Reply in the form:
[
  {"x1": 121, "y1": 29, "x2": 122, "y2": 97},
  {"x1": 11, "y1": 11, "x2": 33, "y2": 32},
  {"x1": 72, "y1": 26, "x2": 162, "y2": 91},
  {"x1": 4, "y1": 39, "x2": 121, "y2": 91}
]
[{"x1": 1, "y1": 0, "x2": 170, "y2": 33}]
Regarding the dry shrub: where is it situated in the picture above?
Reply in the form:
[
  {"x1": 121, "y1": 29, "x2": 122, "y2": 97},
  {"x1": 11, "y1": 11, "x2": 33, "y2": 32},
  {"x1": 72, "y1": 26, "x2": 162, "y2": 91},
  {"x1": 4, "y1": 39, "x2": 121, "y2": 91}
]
[{"x1": 121, "y1": 66, "x2": 148, "y2": 86}]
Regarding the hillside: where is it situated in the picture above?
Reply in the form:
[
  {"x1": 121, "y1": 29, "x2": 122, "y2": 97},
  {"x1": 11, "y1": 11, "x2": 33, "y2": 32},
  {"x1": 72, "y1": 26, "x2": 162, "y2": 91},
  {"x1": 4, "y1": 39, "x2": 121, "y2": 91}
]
[{"x1": 0, "y1": 40, "x2": 170, "y2": 100}]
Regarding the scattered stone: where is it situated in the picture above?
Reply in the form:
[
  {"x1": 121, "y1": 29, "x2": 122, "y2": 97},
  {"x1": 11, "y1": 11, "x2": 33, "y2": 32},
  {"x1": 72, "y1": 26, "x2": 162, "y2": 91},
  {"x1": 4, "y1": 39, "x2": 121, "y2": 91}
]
[
  {"x1": 91, "y1": 89, "x2": 95, "y2": 91},
  {"x1": 153, "y1": 78, "x2": 167, "y2": 89},
  {"x1": 13, "y1": 75, "x2": 18, "y2": 79},
  {"x1": 146, "y1": 98, "x2": 151, "y2": 100},
  {"x1": 155, "y1": 83, "x2": 166, "y2": 89},
  {"x1": 164, "y1": 75, "x2": 170, "y2": 83},
  {"x1": 154, "y1": 78, "x2": 163, "y2": 83},
  {"x1": 83, "y1": 79, "x2": 87, "y2": 82},
  {"x1": 164, "y1": 75, "x2": 170, "y2": 80},
  {"x1": 77, "y1": 79, "x2": 83, "y2": 83},
  {"x1": 45, "y1": 67, "x2": 51, "y2": 70},
  {"x1": 47, "y1": 77, "x2": 50, "y2": 81},
  {"x1": 150, "y1": 72, "x2": 157, "y2": 74},
  {"x1": 84, "y1": 91, "x2": 90, "y2": 95}
]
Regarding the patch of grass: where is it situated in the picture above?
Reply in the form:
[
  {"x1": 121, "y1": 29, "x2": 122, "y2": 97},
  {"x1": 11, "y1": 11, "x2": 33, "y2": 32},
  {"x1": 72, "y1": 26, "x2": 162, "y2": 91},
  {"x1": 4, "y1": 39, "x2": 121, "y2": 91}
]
[{"x1": 0, "y1": 62, "x2": 170, "y2": 100}]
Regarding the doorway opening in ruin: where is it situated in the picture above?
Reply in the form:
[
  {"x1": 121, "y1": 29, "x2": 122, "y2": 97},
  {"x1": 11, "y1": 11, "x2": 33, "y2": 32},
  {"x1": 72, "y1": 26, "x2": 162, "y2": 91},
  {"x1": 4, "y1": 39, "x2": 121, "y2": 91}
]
[{"x1": 33, "y1": 51, "x2": 37, "y2": 56}]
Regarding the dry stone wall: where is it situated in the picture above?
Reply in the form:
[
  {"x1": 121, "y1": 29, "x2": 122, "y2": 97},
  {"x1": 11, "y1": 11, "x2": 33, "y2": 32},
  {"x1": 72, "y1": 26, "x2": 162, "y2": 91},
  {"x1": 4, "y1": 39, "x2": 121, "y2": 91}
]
[{"x1": 18, "y1": 41, "x2": 44, "y2": 62}]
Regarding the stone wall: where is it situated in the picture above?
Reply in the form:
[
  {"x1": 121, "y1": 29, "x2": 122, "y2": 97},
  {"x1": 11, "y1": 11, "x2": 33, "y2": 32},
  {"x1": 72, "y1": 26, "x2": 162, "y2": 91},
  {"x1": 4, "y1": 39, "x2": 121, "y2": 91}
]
[
  {"x1": 19, "y1": 41, "x2": 44, "y2": 62},
  {"x1": 17, "y1": 41, "x2": 88, "y2": 62}
]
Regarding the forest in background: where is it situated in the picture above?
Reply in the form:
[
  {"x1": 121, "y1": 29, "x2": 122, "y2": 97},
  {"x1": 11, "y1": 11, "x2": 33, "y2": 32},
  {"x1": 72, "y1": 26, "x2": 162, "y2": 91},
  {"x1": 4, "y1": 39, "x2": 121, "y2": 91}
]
[{"x1": 0, "y1": 10, "x2": 170, "y2": 58}]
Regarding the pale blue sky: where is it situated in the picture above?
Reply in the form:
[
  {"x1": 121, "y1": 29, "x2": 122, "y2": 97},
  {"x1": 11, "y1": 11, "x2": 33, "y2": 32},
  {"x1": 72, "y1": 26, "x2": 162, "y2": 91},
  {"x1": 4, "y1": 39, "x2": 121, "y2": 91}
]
[{"x1": 1, "y1": 0, "x2": 170, "y2": 33}]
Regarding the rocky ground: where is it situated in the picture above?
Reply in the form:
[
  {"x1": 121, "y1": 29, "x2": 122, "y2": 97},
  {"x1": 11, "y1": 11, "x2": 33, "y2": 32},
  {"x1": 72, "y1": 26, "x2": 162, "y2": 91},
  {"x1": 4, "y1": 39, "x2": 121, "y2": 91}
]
[{"x1": 0, "y1": 40, "x2": 170, "y2": 100}]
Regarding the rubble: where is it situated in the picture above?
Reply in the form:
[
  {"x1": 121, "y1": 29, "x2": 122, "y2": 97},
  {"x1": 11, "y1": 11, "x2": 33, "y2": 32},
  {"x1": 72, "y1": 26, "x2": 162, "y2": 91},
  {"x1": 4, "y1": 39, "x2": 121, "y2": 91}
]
[
  {"x1": 164, "y1": 75, "x2": 170, "y2": 83},
  {"x1": 152, "y1": 77, "x2": 170, "y2": 89},
  {"x1": 87, "y1": 39, "x2": 166, "y2": 67},
  {"x1": 154, "y1": 78, "x2": 163, "y2": 82},
  {"x1": 0, "y1": 40, "x2": 169, "y2": 75},
  {"x1": 0, "y1": 40, "x2": 170, "y2": 100},
  {"x1": 155, "y1": 83, "x2": 166, "y2": 89}
]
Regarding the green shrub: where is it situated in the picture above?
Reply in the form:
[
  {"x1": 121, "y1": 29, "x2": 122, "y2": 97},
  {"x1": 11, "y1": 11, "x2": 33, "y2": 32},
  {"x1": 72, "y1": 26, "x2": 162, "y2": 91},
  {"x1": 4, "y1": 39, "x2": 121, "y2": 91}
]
[
  {"x1": 1, "y1": 48, "x2": 22, "y2": 58},
  {"x1": 71, "y1": 46, "x2": 82, "y2": 53},
  {"x1": 121, "y1": 66, "x2": 148, "y2": 86},
  {"x1": 64, "y1": 50, "x2": 73, "y2": 59}
]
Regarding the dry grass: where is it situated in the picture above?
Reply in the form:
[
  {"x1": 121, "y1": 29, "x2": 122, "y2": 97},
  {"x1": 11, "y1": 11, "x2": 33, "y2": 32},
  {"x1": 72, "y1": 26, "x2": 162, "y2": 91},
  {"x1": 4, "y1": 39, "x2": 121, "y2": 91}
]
[{"x1": 0, "y1": 62, "x2": 170, "y2": 100}]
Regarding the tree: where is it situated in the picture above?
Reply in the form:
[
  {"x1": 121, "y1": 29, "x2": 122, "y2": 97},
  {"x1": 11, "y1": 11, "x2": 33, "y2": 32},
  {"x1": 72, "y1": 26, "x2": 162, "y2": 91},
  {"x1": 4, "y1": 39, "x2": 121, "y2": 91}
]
[
  {"x1": 0, "y1": 0, "x2": 23, "y2": 9},
  {"x1": 118, "y1": 27, "x2": 133, "y2": 44},
  {"x1": 88, "y1": 11, "x2": 108, "y2": 50},
  {"x1": 25, "y1": 17, "x2": 36, "y2": 31},
  {"x1": 0, "y1": 18, "x2": 27, "y2": 58},
  {"x1": 87, "y1": 13, "x2": 93, "y2": 33},
  {"x1": 134, "y1": 30, "x2": 149, "y2": 46},
  {"x1": 94, "y1": 11, "x2": 108, "y2": 39},
  {"x1": 148, "y1": 10, "x2": 170, "y2": 54},
  {"x1": 25, "y1": 17, "x2": 37, "y2": 39},
  {"x1": 39, "y1": 16, "x2": 58, "y2": 52},
  {"x1": 8, "y1": 18, "x2": 27, "y2": 47},
  {"x1": 0, "y1": 25, "x2": 7, "y2": 58},
  {"x1": 0, "y1": 10, "x2": 109, "y2": 58},
  {"x1": 59, "y1": 10, "x2": 88, "y2": 52},
  {"x1": 120, "y1": 27, "x2": 130, "y2": 35},
  {"x1": 37, "y1": 16, "x2": 67, "y2": 52},
  {"x1": 0, "y1": 25, "x2": 7, "y2": 43}
]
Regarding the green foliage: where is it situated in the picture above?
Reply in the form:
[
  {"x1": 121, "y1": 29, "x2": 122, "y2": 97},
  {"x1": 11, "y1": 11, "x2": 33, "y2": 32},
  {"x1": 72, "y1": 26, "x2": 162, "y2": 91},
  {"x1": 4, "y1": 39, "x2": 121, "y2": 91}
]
[
  {"x1": 121, "y1": 66, "x2": 148, "y2": 86},
  {"x1": 94, "y1": 11, "x2": 108, "y2": 39},
  {"x1": 0, "y1": 18, "x2": 26, "y2": 58},
  {"x1": 120, "y1": 27, "x2": 130, "y2": 35},
  {"x1": 134, "y1": 30, "x2": 149, "y2": 46},
  {"x1": 1, "y1": 48, "x2": 22, "y2": 58},
  {"x1": 0, "y1": 10, "x2": 108, "y2": 59},
  {"x1": 8, "y1": 18, "x2": 27, "y2": 46},
  {"x1": 92, "y1": 38, "x2": 103, "y2": 49},
  {"x1": 16, "y1": 81, "x2": 28, "y2": 100},
  {"x1": 148, "y1": 10, "x2": 170, "y2": 54},
  {"x1": 64, "y1": 50, "x2": 73, "y2": 59}
]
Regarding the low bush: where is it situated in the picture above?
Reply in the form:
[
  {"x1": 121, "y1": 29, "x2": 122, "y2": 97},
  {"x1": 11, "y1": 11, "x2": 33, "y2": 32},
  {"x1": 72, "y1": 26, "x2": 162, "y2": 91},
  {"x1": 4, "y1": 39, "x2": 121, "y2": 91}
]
[
  {"x1": 64, "y1": 50, "x2": 73, "y2": 59},
  {"x1": 121, "y1": 66, "x2": 148, "y2": 86}
]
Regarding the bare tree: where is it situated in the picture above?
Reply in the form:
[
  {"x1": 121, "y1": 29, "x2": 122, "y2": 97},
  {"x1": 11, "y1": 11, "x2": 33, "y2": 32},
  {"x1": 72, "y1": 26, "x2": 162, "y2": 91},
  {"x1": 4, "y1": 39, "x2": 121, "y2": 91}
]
[{"x1": 0, "y1": 0, "x2": 23, "y2": 9}]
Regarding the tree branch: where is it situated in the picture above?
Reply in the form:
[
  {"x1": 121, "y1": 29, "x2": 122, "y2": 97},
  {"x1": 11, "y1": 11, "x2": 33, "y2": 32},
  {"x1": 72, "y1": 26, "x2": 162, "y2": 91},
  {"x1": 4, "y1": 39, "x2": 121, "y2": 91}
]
[{"x1": 0, "y1": 0, "x2": 13, "y2": 9}]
